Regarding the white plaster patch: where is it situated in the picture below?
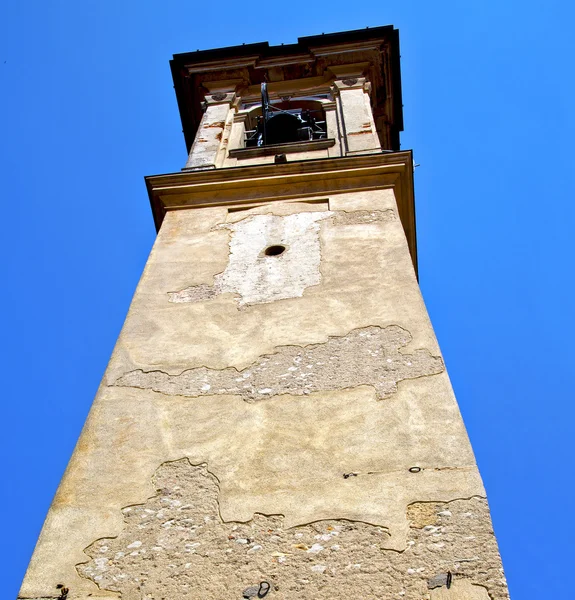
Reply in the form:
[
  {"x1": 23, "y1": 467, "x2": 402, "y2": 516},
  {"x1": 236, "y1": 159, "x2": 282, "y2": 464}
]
[
  {"x1": 169, "y1": 212, "x2": 330, "y2": 307},
  {"x1": 217, "y1": 212, "x2": 329, "y2": 306}
]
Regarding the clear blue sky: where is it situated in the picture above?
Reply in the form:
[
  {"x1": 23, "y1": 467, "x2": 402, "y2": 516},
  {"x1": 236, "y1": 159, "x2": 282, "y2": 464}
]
[{"x1": 1, "y1": 1, "x2": 573, "y2": 597}]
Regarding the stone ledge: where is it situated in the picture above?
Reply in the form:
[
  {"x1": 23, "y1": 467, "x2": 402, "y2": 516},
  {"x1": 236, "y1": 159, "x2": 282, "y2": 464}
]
[
  {"x1": 228, "y1": 138, "x2": 335, "y2": 159},
  {"x1": 146, "y1": 150, "x2": 417, "y2": 276}
]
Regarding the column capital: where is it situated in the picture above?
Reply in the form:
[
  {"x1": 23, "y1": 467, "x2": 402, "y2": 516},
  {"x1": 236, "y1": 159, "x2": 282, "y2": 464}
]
[
  {"x1": 333, "y1": 77, "x2": 368, "y2": 91},
  {"x1": 204, "y1": 91, "x2": 237, "y2": 106},
  {"x1": 202, "y1": 78, "x2": 244, "y2": 107}
]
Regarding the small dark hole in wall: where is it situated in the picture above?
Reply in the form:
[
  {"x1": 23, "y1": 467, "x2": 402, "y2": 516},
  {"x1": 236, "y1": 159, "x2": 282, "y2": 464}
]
[{"x1": 264, "y1": 245, "x2": 286, "y2": 256}]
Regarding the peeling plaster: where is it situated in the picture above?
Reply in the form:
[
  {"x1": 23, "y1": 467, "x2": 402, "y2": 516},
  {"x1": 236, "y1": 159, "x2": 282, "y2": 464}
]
[
  {"x1": 168, "y1": 209, "x2": 396, "y2": 307},
  {"x1": 169, "y1": 212, "x2": 328, "y2": 307},
  {"x1": 114, "y1": 325, "x2": 444, "y2": 401},
  {"x1": 328, "y1": 209, "x2": 395, "y2": 226},
  {"x1": 77, "y1": 459, "x2": 509, "y2": 600}
]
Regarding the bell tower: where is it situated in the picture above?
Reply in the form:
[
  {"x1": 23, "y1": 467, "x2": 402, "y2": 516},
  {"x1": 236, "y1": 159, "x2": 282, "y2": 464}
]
[{"x1": 19, "y1": 27, "x2": 510, "y2": 600}]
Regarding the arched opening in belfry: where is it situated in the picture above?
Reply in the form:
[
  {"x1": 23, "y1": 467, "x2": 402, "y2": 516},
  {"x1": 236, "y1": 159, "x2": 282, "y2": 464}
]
[{"x1": 244, "y1": 91, "x2": 327, "y2": 148}]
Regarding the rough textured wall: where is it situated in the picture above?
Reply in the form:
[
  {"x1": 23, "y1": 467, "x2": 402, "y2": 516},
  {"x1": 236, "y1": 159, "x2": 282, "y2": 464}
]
[
  {"x1": 78, "y1": 459, "x2": 507, "y2": 600},
  {"x1": 19, "y1": 190, "x2": 509, "y2": 600},
  {"x1": 115, "y1": 325, "x2": 445, "y2": 401}
]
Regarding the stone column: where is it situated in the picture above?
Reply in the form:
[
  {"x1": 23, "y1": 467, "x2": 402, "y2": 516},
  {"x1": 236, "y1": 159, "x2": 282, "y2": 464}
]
[
  {"x1": 323, "y1": 99, "x2": 343, "y2": 158},
  {"x1": 183, "y1": 86, "x2": 237, "y2": 171},
  {"x1": 226, "y1": 111, "x2": 248, "y2": 162},
  {"x1": 333, "y1": 77, "x2": 382, "y2": 156}
]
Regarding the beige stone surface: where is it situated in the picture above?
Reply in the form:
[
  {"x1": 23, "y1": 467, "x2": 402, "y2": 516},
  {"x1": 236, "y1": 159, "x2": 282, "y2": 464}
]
[{"x1": 19, "y1": 189, "x2": 507, "y2": 599}]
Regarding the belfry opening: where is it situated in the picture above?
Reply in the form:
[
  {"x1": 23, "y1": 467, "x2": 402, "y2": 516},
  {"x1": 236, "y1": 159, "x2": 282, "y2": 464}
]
[{"x1": 245, "y1": 85, "x2": 327, "y2": 147}]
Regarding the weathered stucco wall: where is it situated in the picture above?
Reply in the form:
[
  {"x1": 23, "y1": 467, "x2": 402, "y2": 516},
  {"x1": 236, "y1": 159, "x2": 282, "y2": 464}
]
[{"x1": 19, "y1": 188, "x2": 508, "y2": 600}]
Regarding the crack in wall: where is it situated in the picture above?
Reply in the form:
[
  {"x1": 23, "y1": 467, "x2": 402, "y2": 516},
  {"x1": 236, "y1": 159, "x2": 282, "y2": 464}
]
[
  {"x1": 77, "y1": 459, "x2": 509, "y2": 600},
  {"x1": 342, "y1": 466, "x2": 476, "y2": 479},
  {"x1": 114, "y1": 325, "x2": 444, "y2": 401}
]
